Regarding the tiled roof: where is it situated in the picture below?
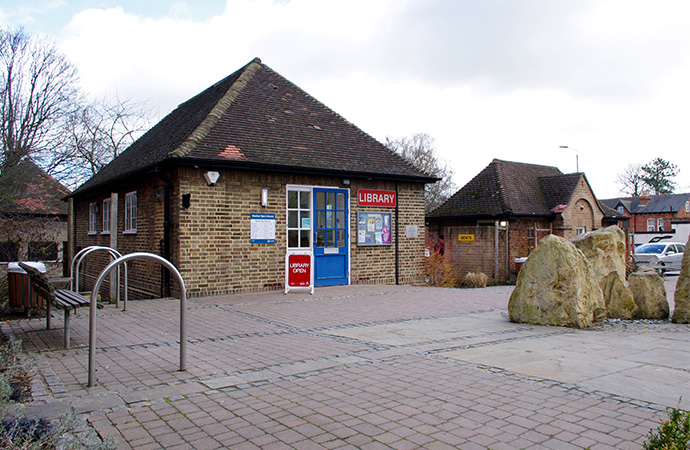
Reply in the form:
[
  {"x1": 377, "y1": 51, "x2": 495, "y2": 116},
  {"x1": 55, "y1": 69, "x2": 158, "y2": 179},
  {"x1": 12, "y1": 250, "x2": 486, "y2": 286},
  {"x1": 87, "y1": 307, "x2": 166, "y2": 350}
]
[
  {"x1": 0, "y1": 158, "x2": 70, "y2": 215},
  {"x1": 428, "y1": 159, "x2": 589, "y2": 219},
  {"x1": 72, "y1": 58, "x2": 433, "y2": 197},
  {"x1": 600, "y1": 193, "x2": 690, "y2": 214}
]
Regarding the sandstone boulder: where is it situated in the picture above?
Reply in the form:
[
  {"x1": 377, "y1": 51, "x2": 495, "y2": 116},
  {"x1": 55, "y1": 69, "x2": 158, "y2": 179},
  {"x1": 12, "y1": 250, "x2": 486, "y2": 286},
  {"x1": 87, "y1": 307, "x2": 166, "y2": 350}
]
[
  {"x1": 600, "y1": 271, "x2": 637, "y2": 320},
  {"x1": 570, "y1": 225, "x2": 627, "y2": 284},
  {"x1": 672, "y1": 236, "x2": 690, "y2": 323},
  {"x1": 628, "y1": 268, "x2": 669, "y2": 319},
  {"x1": 570, "y1": 226, "x2": 635, "y2": 318},
  {"x1": 508, "y1": 235, "x2": 606, "y2": 328}
]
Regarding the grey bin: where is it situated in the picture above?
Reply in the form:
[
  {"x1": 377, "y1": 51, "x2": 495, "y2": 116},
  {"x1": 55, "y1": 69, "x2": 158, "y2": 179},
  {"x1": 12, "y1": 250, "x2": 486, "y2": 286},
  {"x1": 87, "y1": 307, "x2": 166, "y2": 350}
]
[{"x1": 7, "y1": 262, "x2": 47, "y2": 309}]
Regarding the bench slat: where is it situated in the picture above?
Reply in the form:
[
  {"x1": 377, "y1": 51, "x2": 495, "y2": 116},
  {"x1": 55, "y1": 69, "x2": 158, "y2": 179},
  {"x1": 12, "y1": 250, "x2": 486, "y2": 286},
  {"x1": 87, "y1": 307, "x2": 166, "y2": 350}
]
[{"x1": 55, "y1": 289, "x2": 90, "y2": 309}]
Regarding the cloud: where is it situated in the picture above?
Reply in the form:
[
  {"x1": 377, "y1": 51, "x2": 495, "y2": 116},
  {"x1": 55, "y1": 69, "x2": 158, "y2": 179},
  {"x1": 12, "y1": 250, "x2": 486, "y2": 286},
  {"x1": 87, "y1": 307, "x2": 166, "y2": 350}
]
[{"x1": 35, "y1": 0, "x2": 690, "y2": 198}]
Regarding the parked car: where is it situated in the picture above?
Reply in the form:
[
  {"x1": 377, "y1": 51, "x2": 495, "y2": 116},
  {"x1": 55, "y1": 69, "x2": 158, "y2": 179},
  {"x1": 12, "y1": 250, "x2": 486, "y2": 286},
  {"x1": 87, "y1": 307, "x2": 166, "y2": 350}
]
[{"x1": 633, "y1": 242, "x2": 686, "y2": 274}]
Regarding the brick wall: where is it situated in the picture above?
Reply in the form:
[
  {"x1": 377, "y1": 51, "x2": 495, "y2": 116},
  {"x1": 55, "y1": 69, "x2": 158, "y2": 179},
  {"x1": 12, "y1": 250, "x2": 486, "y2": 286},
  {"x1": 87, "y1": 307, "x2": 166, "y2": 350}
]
[
  {"x1": 429, "y1": 219, "x2": 553, "y2": 284},
  {"x1": 73, "y1": 177, "x2": 165, "y2": 300},
  {"x1": 72, "y1": 168, "x2": 427, "y2": 299},
  {"x1": 559, "y1": 178, "x2": 604, "y2": 239},
  {"x1": 175, "y1": 168, "x2": 426, "y2": 296}
]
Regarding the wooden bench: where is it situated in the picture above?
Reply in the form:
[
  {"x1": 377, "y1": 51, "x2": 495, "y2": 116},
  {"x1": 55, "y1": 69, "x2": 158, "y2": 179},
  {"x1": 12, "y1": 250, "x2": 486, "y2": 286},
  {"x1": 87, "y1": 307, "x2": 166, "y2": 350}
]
[{"x1": 18, "y1": 262, "x2": 92, "y2": 349}]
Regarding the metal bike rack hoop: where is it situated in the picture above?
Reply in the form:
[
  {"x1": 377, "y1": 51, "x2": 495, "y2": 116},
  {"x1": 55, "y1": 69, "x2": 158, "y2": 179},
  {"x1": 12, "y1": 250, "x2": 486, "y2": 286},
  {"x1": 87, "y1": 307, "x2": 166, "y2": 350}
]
[{"x1": 88, "y1": 252, "x2": 187, "y2": 387}]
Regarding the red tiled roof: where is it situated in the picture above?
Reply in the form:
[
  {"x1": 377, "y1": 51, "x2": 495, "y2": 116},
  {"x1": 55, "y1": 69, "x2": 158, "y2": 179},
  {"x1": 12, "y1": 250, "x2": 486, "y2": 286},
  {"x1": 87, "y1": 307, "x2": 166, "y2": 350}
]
[{"x1": 0, "y1": 159, "x2": 70, "y2": 215}]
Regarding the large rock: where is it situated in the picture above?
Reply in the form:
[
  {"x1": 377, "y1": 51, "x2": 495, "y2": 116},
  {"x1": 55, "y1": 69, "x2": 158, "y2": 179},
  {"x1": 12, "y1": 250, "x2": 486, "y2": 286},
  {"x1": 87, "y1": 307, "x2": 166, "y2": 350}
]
[
  {"x1": 628, "y1": 268, "x2": 669, "y2": 319},
  {"x1": 508, "y1": 235, "x2": 606, "y2": 328},
  {"x1": 672, "y1": 236, "x2": 690, "y2": 323},
  {"x1": 600, "y1": 271, "x2": 637, "y2": 320},
  {"x1": 570, "y1": 226, "x2": 634, "y2": 318},
  {"x1": 570, "y1": 225, "x2": 627, "y2": 284}
]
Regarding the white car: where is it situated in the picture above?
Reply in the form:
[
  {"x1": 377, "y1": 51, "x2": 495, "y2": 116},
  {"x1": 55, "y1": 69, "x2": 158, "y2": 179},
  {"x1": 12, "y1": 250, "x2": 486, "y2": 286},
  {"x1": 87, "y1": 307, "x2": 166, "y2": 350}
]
[{"x1": 633, "y1": 242, "x2": 686, "y2": 274}]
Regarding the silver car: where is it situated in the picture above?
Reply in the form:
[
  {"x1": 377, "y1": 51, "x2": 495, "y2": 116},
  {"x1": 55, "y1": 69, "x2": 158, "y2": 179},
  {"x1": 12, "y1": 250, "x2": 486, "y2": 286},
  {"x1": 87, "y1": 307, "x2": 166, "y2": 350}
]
[{"x1": 633, "y1": 242, "x2": 686, "y2": 274}]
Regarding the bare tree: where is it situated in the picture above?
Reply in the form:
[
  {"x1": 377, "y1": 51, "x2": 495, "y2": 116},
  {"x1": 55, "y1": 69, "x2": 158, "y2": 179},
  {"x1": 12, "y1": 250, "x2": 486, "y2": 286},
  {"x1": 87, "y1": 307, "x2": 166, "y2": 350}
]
[
  {"x1": 0, "y1": 27, "x2": 80, "y2": 172},
  {"x1": 51, "y1": 93, "x2": 154, "y2": 187},
  {"x1": 616, "y1": 163, "x2": 644, "y2": 197},
  {"x1": 386, "y1": 133, "x2": 456, "y2": 213}
]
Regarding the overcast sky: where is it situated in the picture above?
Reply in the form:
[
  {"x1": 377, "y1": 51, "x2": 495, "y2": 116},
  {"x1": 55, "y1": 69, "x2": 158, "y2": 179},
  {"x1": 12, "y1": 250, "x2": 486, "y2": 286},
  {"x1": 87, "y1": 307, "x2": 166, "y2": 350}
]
[{"x1": 2, "y1": 0, "x2": 688, "y2": 198}]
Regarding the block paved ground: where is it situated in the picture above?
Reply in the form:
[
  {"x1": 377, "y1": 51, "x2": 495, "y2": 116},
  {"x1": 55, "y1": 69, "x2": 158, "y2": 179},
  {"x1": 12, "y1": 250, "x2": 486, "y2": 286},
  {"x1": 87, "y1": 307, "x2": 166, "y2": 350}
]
[{"x1": 1, "y1": 279, "x2": 688, "y2": 449}]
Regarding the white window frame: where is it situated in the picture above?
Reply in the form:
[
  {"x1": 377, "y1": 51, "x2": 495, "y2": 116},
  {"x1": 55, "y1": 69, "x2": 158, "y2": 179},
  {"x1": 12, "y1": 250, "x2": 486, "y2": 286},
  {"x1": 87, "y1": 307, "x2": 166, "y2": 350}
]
[
  {"x1": 286, "y1": 186, "x2": 312, "y2": 249},
  {"x1": 102, "y1": 198, "x2": 111, "y2": 234},
  {"x1": 88, "y1": 202, "x2": 98, "y2": 235},
  {"x1": 124, "y1": 191, "x2": 137, "y2": 234},
  {"x1": 647, "y1": 218, "x2": 655, "y2": 231},
  {"x1": 657, "y1": 218, "x2": 664, "y2": 231},
  {"x1": 576, "y1": 226, "x2": 586, "y2": 235},
  {"x1": 686, "y1": 201, "x2": 689, "y2": 213}
]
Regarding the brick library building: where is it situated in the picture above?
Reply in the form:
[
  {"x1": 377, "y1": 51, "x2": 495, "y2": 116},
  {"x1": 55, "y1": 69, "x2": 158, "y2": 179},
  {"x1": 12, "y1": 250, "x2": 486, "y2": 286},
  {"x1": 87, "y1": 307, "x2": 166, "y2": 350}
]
[{"x1": 67, "y1": 58, "x2": 435, "y2": 299}]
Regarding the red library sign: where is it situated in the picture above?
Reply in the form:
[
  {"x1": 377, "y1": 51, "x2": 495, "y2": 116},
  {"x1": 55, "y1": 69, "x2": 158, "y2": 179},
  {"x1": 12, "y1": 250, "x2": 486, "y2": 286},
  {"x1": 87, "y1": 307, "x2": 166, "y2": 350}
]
[{"x1": 357, "y1": 189, "x2": 396, "y2": 207}]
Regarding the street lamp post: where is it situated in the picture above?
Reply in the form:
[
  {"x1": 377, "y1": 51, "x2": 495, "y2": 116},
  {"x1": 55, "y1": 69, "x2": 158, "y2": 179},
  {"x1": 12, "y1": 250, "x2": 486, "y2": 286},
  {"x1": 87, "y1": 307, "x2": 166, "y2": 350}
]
[{"x1": 560, "y1": 145, "x2": 579, "y2": 172}]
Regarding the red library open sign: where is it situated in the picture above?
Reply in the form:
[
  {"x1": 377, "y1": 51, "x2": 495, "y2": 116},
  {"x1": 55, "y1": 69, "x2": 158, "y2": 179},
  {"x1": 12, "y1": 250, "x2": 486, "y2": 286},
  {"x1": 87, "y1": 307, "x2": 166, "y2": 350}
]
[{"x1": 285, "y1": 252, "x2": 314, "y2": 294}]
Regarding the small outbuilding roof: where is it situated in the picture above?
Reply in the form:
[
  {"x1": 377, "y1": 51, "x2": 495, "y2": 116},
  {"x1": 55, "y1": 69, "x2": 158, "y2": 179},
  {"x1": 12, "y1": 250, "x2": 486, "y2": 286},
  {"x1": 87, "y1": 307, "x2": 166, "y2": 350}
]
[
  {"x1": 0, "y1": 158, "x2": 70, "y2": 216},
  {"x1": 428, "y1": 159, "x2": 606, "y2": 220},
  {"x1": 71, "y1": 58, "x2": 435, "y2": 198}
]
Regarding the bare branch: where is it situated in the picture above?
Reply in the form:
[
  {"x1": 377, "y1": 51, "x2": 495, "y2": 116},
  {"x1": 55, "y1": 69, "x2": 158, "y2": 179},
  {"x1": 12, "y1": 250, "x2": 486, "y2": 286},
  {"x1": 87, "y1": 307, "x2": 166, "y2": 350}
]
[{"x1": 386, "y1": 132, "x2": 456, "y2": 213}]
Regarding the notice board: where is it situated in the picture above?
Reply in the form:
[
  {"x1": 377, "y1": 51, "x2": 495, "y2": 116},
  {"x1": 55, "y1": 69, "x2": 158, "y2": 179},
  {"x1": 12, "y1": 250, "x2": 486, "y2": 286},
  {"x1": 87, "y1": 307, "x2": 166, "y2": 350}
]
[
  {"x1": 357, "y1": 211, "x2": 392, "y2": 246},
  {"x1": 250, "y1": 213, "x2": 275, "y2": 243}
]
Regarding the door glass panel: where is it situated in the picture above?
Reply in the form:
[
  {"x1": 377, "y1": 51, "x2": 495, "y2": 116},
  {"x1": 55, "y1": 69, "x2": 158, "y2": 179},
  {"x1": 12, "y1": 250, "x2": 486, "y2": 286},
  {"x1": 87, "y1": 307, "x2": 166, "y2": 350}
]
[
  {"x1": 300, "y1": 230, "x2": 310, "y2": 247},
  {"x1": 337, "y1": 230, "x2": 345, "y2": 246},
  {"x1": 316, "y1": 230, "x2": 325, "y2": 247},
  {"x1": 317, "y1": 211, "x2": 325, "y2": 228},
  {"x1": 299, "y1": 191, "x2": 310, "y2": 209},
  {"x1": 337, "y1": 211, "x2": 345, "y2": 228},
  {"x1": 300, "y1": 211, "x2": 310, "y2": 228},
  {"x1": 316, "y1": 192, "x2": 325, "y2": 209},
  {"x1": 327, "y1": 192, "x2": 335, "y2": 209},
  {"x1": 326, "y1": 211, "x2": 334, "y2": 228},
  {"x1": 288, "y1": 211, "x2": 298, "y2": 228},
  {"x1": 327, "y1": 230, "x2": 336, "y2": 247},
  {"x1": 287, "y1": 191, "x2": 298, "y2": 209},
  {"x1": 288, "y1": 230, "x2": 298, "y2": 247},
  {"x1": 337, "y1": 193, "x2": 345, "y2": 210}
]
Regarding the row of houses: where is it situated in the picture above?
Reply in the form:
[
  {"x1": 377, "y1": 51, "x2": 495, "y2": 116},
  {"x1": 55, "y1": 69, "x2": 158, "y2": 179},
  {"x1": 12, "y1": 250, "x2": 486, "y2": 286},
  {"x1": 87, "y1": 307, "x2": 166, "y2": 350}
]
[{"x1": 1, "y1": 58, "x2": 688, "y2": 297}]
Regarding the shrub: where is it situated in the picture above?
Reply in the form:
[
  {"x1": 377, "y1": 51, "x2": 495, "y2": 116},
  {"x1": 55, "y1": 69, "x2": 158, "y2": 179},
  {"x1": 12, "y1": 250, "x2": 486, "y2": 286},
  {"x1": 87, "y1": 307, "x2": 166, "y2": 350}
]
[
  {"x1": 424, "y1": 238, "x2": 460, "y2": 287},
  {"x1": 463, "y1": 272, "x2": 488, "y2": 288},
  {"x1": 643, "y1": 403, "x2": 690, "y2": 450}
]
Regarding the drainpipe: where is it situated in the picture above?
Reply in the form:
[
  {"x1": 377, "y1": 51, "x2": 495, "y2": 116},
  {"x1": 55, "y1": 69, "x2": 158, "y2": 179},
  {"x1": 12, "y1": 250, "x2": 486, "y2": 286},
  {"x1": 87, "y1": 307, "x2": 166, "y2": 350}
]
[
  {"x1": 395, "y1": 182, "x2": 399, "y2": 285},
  {"x1": 155, "y1": 169, "x2": 172, "y2": 297}
]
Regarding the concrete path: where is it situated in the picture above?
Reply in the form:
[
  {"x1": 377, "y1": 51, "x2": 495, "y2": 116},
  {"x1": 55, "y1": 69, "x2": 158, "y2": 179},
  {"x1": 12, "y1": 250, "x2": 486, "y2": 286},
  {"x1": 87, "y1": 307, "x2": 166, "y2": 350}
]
[{"x1": 1, "y1": 279, "x2": 688, "y2": 449}]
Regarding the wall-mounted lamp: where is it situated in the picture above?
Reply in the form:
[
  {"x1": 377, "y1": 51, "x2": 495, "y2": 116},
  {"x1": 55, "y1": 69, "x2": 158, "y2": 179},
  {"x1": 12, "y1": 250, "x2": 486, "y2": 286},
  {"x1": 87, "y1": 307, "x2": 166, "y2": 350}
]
[
  {"x1": 204, "y1": 171, "x2": 220, "y2": 186},
  {"x1": 261, "y1": 188, "x2": 268, "y2": 207},
  {"x1": 499, "y1": 221, "x2": 508, "y2": 228},
  {"x1": 342, "y1": 179, "x2": 350, "y2": 186},
  {"x1": 182, "y1": 193, "x2": 191, "y2": 209}
]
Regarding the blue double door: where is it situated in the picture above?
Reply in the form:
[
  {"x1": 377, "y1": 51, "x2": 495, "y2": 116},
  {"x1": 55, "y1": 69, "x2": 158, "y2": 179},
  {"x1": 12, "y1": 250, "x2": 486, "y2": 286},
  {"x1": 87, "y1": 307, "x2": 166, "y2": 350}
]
[{"x1": 313, "y1": 188, "x2": 349, "y2": 287}]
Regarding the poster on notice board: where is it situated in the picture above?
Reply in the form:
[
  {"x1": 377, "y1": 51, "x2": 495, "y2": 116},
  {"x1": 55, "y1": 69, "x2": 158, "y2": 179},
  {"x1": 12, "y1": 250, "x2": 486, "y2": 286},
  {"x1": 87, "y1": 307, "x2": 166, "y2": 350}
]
[{"x1": 357, "y1": 211, "x2": 392, "y2": 246}]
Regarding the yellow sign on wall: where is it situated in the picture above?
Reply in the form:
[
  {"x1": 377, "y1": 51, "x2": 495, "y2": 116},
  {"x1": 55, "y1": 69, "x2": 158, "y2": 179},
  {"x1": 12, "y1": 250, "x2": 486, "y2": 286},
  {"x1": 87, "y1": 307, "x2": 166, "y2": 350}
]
[{"x1": 458, "y1": 234, "x2": 475, "y2": 242}]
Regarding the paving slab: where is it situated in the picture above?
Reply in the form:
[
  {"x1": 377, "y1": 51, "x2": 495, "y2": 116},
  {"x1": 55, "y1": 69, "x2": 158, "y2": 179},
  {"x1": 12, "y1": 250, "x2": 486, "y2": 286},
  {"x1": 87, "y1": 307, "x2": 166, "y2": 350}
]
[{"x1": 1, "y1": 283, "x2": 687, "y2": 449}]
